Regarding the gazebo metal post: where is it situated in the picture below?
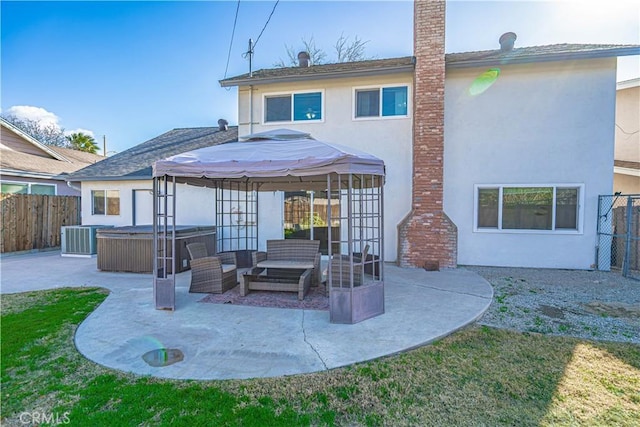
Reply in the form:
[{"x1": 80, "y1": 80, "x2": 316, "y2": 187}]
[
  {"x1": 329, "y1": 173, "x2": 384, "y2": 324},
  {"x1": 153, "y1": 174, "x2": 176, "y2": 310}
]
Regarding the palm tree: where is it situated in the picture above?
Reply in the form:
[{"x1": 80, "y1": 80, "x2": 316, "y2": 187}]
[{"x1": 66, "y1": 132, "x2": 99, "y2": 154}]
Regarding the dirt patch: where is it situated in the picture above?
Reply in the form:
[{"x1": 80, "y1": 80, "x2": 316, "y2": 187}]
[
  {"x1": 469, "y1": 266, "x2": 640, "y2": 343},
  {"x1": 538, "y1": 304, "x2": 565, "y2": 319},
  {"x1": 582, "y1": 301, "x2": 640, "y2": 319}
]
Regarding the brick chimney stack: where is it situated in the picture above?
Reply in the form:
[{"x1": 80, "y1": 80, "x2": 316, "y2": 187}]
[{"x1": 398, "y1": 0, "x2": 457, "y2": 269}]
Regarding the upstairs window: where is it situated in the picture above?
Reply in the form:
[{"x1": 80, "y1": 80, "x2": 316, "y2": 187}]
[
  {"x1": 475, "y1": 185, "x2": 581, "y2": 232},
  {"x1": 355, "y1": 86, "x2": 408, "y2": 118},
  {"x1": 92, "y1": 190, "x2": 120, "y2": 215},
  {"x1": 264, "y1": 91, "x2": 322, "y2": 123}
]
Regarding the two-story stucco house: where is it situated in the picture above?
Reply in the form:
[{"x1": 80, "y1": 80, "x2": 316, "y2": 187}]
[
  {"x1": 67, "y1": 1, "x2": 638, "y2": 270},
  {"x1": 218, "y1": 1, "x2": 639, "y2": 269}
]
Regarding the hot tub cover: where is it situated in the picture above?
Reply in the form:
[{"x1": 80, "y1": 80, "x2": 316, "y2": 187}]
[{"x1": 152, "y1": 129, "x2": 385, "y2": 190}]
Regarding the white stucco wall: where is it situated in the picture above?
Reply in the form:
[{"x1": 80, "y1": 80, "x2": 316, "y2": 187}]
[
  {"x1": 80, "y1": 180, "x2": 218, "y2": 227},
  {"x1": 81, "y1": 180, "x2": 284, "y2": 252},
  {"x1": 443, "y1": 58, "x2": 618, "y2": 269},
  {"x1": 237, "y1": 73, "x2": 414, "y2": 262}
]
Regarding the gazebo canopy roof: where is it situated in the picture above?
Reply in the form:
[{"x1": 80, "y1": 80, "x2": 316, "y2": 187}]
[{"x1": 152, "y1": 129, "x2": 385, "y2": 191}]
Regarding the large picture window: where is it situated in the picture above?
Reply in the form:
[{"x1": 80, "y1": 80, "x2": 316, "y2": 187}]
[
  {"x1": 264, "y1": 91, "x2": 322, "y2": 123},
  {"x1": 92, "y1": 190, "x2": 120, "y2": 215},
  {"x1": 475, "y1": 185, "x2": 581, "y2": 232},
  {"x1": 355, "y1": 85, "x2": 408, "y2": 118}
]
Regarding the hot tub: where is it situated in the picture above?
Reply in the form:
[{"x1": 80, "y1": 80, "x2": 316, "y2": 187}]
[{"x1": 97, "y1": 225, "x2": 216, "y2": 273}]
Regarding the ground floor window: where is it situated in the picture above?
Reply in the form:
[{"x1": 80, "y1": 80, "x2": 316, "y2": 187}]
[
  {"x1": 1, "y1": 181, "x2": 56, "y2": 195},
  {"x1": 284, "y1": 191, "x2": 339, "y2": 255},
  {"x1": 91, "y1": 190, "x2": 120, "y2": 215},
  {"x1": 475, "y1": 185, "x2": 581, "y2": 232}
]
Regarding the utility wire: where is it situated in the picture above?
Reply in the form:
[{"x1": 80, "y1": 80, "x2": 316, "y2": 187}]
[
  {"x1": 223, "y1": 0, "x2": 242, "y2": 81},
  {"x1": 252, "y1": 0, "x2": 280, "y2": 49}
]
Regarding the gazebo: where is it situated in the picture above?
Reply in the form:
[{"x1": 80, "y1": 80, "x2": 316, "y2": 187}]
[{"x1": 151, "y1": 129, "x2": 385, "y2": 324}]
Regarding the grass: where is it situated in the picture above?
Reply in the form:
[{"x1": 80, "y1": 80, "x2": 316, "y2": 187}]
[{"x1": 1, "y1": 288, "x2": 639, "y2": 426}]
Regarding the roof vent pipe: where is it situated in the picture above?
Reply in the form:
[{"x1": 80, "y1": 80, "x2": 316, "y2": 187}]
[
  {"x1": 218, "y1": 119, "x2": 229, "y2": 131},
  {"x1": 499, "y1": 32, "x2": 517, "y2": 52},
  {"x1": 298, "y1": 51, "x2": 310, "y2": 68}
]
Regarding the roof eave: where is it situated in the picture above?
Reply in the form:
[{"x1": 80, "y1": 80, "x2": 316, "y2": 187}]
[
  {"x1": 446, "y1": 47, "x2": 640, "y2": 69},
  {"x1": 220, "y1": 64, "x2": 415, "y2": 87},
  {"x1": 0, "y1": 168, "x2": 65, "y2": 180},
  {"x1": 64, "y1": 175, "x2": 152, "y2": 182},
  {"x1": 614, "y1": 166, "x2": 640, "y2": 177}
]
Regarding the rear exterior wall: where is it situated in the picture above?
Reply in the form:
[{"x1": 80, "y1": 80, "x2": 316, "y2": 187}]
[
  {"x1": 237, "y1": 73, "x2": 414, "y2": 262},
  {"x1": 443, "y1": 58, "x2": 617, "y2": 269}
]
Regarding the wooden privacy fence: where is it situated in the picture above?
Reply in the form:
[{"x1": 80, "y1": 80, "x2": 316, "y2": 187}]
[{"x1": 1, "y1": 194, "x2": 80, "y2": 253}]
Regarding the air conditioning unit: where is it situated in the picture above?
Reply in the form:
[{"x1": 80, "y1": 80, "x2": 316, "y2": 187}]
[{"x1": 61, "y1": 225, "x2": 112, "y2": 256}]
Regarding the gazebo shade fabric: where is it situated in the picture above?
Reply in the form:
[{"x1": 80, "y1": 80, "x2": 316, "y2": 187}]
[{"x1": 152, "y1": 130, "x2": 385, "y2": 191}]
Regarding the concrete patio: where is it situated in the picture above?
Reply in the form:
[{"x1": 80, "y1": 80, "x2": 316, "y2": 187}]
[{"x1": 1, "y1": 250, "x2": 493, "y2": 380}]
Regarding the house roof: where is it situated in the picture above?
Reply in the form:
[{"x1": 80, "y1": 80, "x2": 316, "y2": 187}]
[
  {"x1": 66, "y1": 126, "x2": 239, "y2": 182},
  {"x1": 1, "y1": 147, "x2": 105, "y2": 179},
  {"x1": 220, "y1": 44, "x2": 640, "y2": 86},
  {"x1": 0, "y1": 117, "x2": 70, "y2": 162},
  {"x1": 220, "y1": 57, "x2": 415, "y2": 87},
  {"x1": 446, "y1": 43, "x2": 640, "y2": 69}
]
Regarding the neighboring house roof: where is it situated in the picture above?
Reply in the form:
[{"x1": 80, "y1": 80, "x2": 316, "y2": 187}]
[
  {"x1": 220, "y1": 43, "x2": 640, "y2": 86},
  {"x1": 1, "y1": 117, "x2": 70, "y2": 162},
  {"x1": 617, "y1": 77, "x2": 640, "y2": 90},
  {"x1": 0, "y1": 118, "x2": 105, "y2": 180},
  {"x1": 66, "y1": 126, "x2": 239, "y2": 182},
  {"x1": 614, "y1": 160, "x2": 640, "y2": 177}
]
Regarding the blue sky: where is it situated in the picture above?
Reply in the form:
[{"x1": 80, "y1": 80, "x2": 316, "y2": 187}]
[{"x1": 2, "y1": 0, "x2": 639, "y2": 155}]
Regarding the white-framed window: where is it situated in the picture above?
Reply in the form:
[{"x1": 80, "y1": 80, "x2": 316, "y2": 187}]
[
  {"x1": 1, "y1": 181, "x2": 56, "y2": 195},
  {"x1": 264, "y1": 90, "x2": 323, "y2": 123},
  {"x1": 91, "y1": 190, "x2": 120, "y2": 215},
  {"x1": 353, "y1": 85, "x2": 409, "y2": 119},
  {"x1": 474, "y1": 184, "x2": 583, "y2": 233}
]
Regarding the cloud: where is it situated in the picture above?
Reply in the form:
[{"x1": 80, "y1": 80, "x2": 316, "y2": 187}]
[
  {"x1": 5, "y1": 105, "x2": 96, "y2": 138},
  {"x1": 64, "y1": 128, "x2": 95, "y2": 138},
  {"x1": 5, "y1": 105, "x2": 62, "y2": 130}
]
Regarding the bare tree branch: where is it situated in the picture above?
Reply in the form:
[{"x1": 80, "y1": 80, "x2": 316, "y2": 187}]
[
  {"x1": 275, "y1": 34, "x2": 370, "y2": 68},
  {"x1": 1, "y1": 114, "x2": 69, "y2": 147}
]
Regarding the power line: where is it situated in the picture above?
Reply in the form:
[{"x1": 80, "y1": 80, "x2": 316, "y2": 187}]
[
  {"x1": 252, "y1": 0, "x2": 280, "y2": 49},
  {"x1": 223, "y1": 0, "x2": 242, "y2": 81}
]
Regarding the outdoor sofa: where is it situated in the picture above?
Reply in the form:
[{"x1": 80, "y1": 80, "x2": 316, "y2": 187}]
[
  {"x1": 242, "y1": 239, "x2": 321, "y2": 300},
  {"x1": 251, "y1": 239, "x2": 322, "y2": 286}
]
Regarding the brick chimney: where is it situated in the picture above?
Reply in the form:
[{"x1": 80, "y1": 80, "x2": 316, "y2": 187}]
[{"x1": 398, "y1": 0, "x2": 457, "y2": 269}]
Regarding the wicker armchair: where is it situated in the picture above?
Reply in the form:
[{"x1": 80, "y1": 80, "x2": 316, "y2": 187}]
[
  {"x1": 329, "y1": 244, "x2": 370, "y2": 289},
  {"x1": 186, "y1": 243, "x2": 238, "y2": 294}
]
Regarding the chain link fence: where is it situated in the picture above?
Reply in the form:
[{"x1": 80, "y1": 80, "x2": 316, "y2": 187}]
[{"x1": 597, "y1": 194, "x2": 640, "y2": 280}]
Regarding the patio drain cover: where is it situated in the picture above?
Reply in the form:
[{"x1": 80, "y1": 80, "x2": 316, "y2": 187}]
[{"x1": 142, "y1": 348, "x2": 184, "y2": 367}]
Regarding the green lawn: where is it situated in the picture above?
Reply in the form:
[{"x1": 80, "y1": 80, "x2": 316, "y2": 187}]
[{"x1": 1, "y1": 287, "x2": 639, "y2": 426}]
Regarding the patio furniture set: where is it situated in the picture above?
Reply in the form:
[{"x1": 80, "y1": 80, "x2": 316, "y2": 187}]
[
  {"x1": 186, "y1": 239, "x2": 323, "y2": 301},
  {"x1": 186, "y1": 239, "x2": 374, "y2": 302}
]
